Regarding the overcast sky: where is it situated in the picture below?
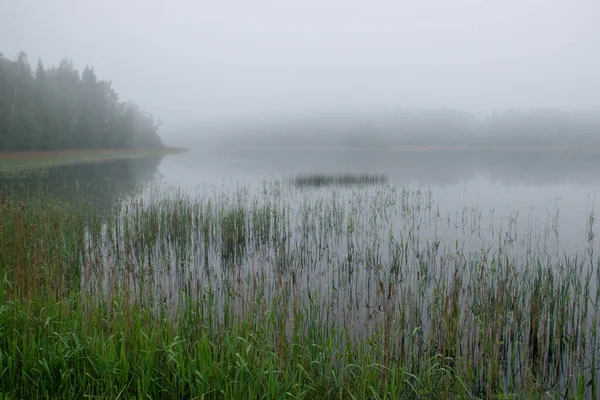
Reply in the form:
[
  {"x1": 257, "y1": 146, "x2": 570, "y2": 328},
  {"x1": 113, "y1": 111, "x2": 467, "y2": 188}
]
[{"x1": 1, "y1": 0, "x2": 599, "y2": 125}]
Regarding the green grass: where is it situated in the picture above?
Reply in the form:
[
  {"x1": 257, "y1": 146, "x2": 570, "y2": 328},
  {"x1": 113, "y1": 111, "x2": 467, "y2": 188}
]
[
  {"x1": 0, "y1": 182, "x2": 598, "y2": 399},
  {"x1": 0, "y1": 147, "x2": 186, "y2": 172}
]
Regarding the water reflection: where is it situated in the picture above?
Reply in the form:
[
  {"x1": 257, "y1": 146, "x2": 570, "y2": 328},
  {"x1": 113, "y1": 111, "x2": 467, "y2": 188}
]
[
  {"x1": 1, "y1": 148, "x2": 598, "y2": 255},
  {"x1": 170, "y1": 147, "x2": 600, "y2": 187},
  {"x1": 0, "y1": 156, "x2": 163, "y2": 212},
  {"x1": 155, "y1": 147, "x2": 600, "y2": 256}
]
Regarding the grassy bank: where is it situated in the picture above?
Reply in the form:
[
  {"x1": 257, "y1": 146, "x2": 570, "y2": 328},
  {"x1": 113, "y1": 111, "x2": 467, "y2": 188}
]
[
  {"x1": 0, "y1": 147, "x2": 186, "y2": 172},
  {"x1": 0, "y1": 182, "x2": 598, "y2": 398}
]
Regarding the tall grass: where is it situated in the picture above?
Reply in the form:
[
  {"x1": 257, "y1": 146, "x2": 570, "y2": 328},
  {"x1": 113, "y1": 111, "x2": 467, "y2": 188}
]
[{"x1": 0, "y1": 181, "x2": 599, "y2": 399}]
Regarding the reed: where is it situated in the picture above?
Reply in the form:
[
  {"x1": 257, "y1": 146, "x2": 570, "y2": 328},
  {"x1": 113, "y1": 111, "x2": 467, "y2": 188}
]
[
  {"x1": 0, "y1": 181, "x2": 598, "y2": 399},
  {"x1": 292, "y1": 172, "x2": 388, "y2": 188}
]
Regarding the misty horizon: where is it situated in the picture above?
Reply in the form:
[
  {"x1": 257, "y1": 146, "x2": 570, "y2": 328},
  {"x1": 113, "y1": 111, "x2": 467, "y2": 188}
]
[{"x1": 2, "y1": 0, "x2": 599, "y2": 129}]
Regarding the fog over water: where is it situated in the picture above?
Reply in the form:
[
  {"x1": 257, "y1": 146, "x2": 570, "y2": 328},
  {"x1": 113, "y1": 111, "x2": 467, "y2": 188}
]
[{"x1": 2, "y1": 0, "x2": 599, "y2": 128}]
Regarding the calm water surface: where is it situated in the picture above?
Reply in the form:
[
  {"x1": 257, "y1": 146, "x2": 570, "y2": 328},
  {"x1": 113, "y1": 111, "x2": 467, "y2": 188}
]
[
  {"x1": 2, "y1": 147, "x2": 599, "y2": 255},
  {"x1": 158, "y1": 147, "x2": 600, "y2": 255}
]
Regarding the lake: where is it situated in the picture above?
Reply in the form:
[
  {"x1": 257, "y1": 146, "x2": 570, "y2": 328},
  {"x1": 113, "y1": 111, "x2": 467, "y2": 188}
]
[
  {"x1": 3, "y1": 145, "x2": 600, "y2": 397},
  {"x1": 157, "y1": 146, "x2": 600, "y2": 255},
  {"x1": 3, "y1": 146, "x2": 599, "y2": 257},
  {"x1": 3, "y1": 146, "x2": 599, "y2": 258}
]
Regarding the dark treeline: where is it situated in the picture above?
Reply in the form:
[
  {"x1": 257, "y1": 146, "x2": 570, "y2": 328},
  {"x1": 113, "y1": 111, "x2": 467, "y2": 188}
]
[
  {"x1": 180, "y1": 108, "x2": 600, "y2": 150},
  {"x1": 0, "y1": 51, "x2": 162, "y2": 151}
]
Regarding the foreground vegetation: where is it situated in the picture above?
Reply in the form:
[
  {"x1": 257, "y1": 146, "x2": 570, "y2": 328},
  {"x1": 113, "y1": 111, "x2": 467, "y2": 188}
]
[{"x1": 0, "y1": 181, "x2": 599, "y2": 399}]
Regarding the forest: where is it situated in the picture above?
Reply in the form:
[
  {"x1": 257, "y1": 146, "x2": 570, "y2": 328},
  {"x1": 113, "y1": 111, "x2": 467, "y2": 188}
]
[{"x1": 0, "y1": 51, "x2": 162, "y2": 151}]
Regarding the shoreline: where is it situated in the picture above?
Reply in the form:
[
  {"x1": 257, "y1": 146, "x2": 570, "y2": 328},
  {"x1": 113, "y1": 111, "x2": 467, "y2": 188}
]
[{"x1": 0, "y1": 147, "x2": 186, "y2": 172}]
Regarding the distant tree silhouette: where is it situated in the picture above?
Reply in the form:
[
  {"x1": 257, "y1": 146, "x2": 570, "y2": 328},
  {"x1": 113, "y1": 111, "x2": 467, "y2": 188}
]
[{"x1": 0, "y1": 52, "x2": 163, "y2": 151}]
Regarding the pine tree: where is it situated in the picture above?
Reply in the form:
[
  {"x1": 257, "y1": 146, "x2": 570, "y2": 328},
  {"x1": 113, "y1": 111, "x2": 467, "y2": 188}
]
[
  {"x1": 0, "y1": 51, "x2": 164, "y2": 151},
  {"x1": 33, "y1": 59, "x2": 57, "y2": 149},
  {"x1": 0, "y1": 55, "x2": 12, "y2": 150}
]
